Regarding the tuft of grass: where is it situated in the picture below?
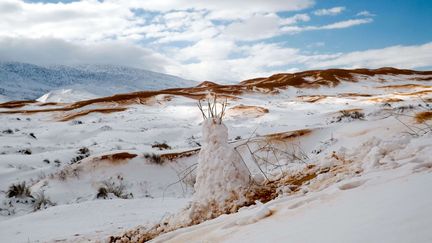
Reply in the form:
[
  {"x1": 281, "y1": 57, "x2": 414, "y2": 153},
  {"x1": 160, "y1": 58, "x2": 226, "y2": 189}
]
[
  {"x1": 332, "y1": 110, "x2": 365, "y2": 123},
  {"x1": 32, "y1": 191, "x2": 55, "y2": 211},
  {"x1": 18, "y1": 149, "x2": 32, "y2": 155},
  {"x1": 144, "y1": 153, "x2": 165, "y2": 165},
  {"x1": 97, "y1": 176, "x2": 133, "y2": 199},
  {"x1": 415, "y1": 111, "x2": 432, "y2": 123},
  {"x1": 7, "y1": 182, "x2": 31, "y2": 198},
  {"x1": 151, "y1": 142, "x2": 172, "y2": 150},
  {"x1": 70, "y1": 147, "x2": 90, "y2": 164},
  {"x1": 2, "y1": 129, "x2": 13, "y2": 134},
  {"x1": 54, "y1": 159, "x2": 61, "y2": 167}
]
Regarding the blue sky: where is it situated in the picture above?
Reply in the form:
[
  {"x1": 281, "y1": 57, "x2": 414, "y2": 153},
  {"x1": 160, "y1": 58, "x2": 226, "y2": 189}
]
[{"x1": 1, "y1": 0, "x2": 431, "y2": 81}]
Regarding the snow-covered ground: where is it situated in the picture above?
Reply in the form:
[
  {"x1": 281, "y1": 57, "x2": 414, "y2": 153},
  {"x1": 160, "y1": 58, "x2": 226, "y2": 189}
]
[{"x1": 0, "y1": 73, "x2": 431, "y2": 242}]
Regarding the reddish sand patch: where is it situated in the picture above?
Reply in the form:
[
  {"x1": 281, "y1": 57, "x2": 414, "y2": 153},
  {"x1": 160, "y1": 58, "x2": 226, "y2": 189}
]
[
  {"x1": 227, "y1": 105, "x2": 269, "y2": 118},
  {"x1": 264, "y1": 129, "x2": 312, "y2": 142},
  {"x1": 98, "y1": 152, "x2": 138, "y2": 164},
  {"x1": 298, "y1": 95, "x2": 329, "y2": 103},
  {"x1": 415, "y1": 111, "x2": 432, "y2": 123},
  {"x1": 377, "y1": 84, "x2": 432, "y2": 89},
  {"x1": 368, "y1": 97, "x2": 403, "y2": 103},
  {"x1": 160, "y1": 148, "x2": 200, "y2": 161},
  {"x1": 0, "y1": 100, "x2": 37, "y2": 109},
  {"x1": 397, "y1": 90, "x2": 432, "y2": 96},
  {"x1": 59, "y1": 107, "x2": 127, "y2": 121},
  {"x1": 38, "y1": 102, "x2": 62, "y2": 106},
  {"x1": 339, "y1": 93, "x2": 373, "y2": 97}
]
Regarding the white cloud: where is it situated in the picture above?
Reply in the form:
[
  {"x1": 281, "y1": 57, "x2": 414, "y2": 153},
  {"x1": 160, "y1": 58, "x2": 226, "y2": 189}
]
[
  {"x1": 280, "y1": 14, "x2": 310, "y2": 25},
  {"x1": 281, "y1": 18, "x2": 373, "y2": 33},
  {"x1": 320, "y1": 18, "x2": 373, "y2": 29},
  {"x1": 222, "y1": 14, "x2": 280, "y2": 41},
  {"x1": 313, "y1": 6, "x2": 345, "y2": 16},
  {"x1": 0, "y1": 0, "x2": 144, "y2": 42},
  {"x1": 169, "y1": 43, "x2": 304, "y2": 81},
  {"x1": 357, "y1": 11, "x2": 375, "y2": 17},
  {"x1": 0, "y1": 37, "x2": 171, "y2": 73},
  {"x1": 174, "y1": 38, "x2": 236, "y2": 62},
  {"x1": 1, "y1": 0, "x2": 427, "y2": 84},
  {"x1": 308, "y1": 42, "x2": 432, "y2": 69},
  {"x1": 115, "y1": 0, "x2": 314, "y2": 19}
]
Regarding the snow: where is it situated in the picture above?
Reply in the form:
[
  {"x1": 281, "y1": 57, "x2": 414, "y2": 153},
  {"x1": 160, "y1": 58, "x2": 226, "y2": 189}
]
[
  {"x1": 155, "y1": 172, "x2": 432, "y2": 243},
  {"x1": 0, "y1": 72, "x2": 431, "y2": 242},
  {"x1": 36, "y1": 89, "x2": 99, "y2": 103},
  {"x1": 153, "y1": 133, "x2": 432, "y2": 242},
  {"x1": 0, "y1": 62, "x2": 196, "y2": 101},
  {"x1": 0, "y1": 198, "x2": 188, "y2": 243}
]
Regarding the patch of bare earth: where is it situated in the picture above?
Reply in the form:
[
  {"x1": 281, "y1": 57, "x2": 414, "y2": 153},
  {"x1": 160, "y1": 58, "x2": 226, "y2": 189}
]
[
  {"x1": 414, "y1": 111, "x2": 432, "y2": 123},
  {"x1": 58, "y1": 107, "x2": 128, "y2": 121},
  {"x1": 377, "y1": 84, "x2": 432, "y2": 89},
  {"x1": 339, "y1": 93, "x2": 373, "y2": 97},
  {"x1": 160, "y1": 148, "x2": 200, "y2": 161},
  {"x1": 0, "y1": 100, "x2": 37, "y2": 109},
  {"x1": 298, "y1": 95, "x2": 328, "y2": 103},
  {"x1": 264, "y1": 129, "x2": 312, "y2": 143},
  {"x1": 368, "y1": 97, "x2": 403, "y2": 103},
  {"x1": 98, "y1": 152, "x2": 138, "y2": 164},
  {"x1": 397, "y1": 90, "x2": 432, "y2": 96},
  {"x1": 227, "y1": 104, "x2": 269, "y2": 118}
]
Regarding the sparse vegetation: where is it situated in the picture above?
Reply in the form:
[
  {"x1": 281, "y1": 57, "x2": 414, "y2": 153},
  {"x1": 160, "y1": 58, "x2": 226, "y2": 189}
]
[
  {"x1": 144, "y1": 153, "x2": 165, "y2": 165},
  {"x1": 54, "y1": 159, "x2": 61, "y2": 167},
  {"x1": 331, "y1": 110, "x2": 365, "y2": 123},
  {"x1": 2, "y1": 129, "x2": 13, "y2": 134},
  {"x1": 395, "y1": 105, "x2": 415, "y2": 113},
  {"x1": 18, "y1": 148, "x2": 32, "y2": 155},
  {"x1": 151, "y1": 142, "x2": 172, "y2": 150},
  {"x1": 97, "y1": 176, "x2": 133, "y2": 199},
  {"x1": 70, "y1": 147, "x2": 90, "y2": 164},
  {"x1": 71, "y1": 120, "x2": 83, "y2": 125},
  {"x1": 32, "y1": 191, "x2": 56, "y2": 211},
  {"x1": 7, "y1": 182, "x2": 31, "y2": 198}
]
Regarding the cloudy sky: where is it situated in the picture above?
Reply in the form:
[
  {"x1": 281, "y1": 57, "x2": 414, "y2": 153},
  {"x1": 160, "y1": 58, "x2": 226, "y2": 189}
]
[{"x1": 0, "y1": 0, "x2": 431, "y2": 82}]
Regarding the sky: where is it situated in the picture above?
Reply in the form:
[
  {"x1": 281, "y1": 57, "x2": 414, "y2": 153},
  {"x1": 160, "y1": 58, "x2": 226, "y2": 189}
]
[{"x1": 0, "y1": 0, "x2": 431, "y2": 82}]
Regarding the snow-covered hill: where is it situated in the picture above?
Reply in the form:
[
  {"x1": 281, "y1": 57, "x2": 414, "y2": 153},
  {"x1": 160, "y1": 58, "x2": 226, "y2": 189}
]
[
  {"x1": 0, "y1": 68, "x2": 431, "y2": 242},
  {"x1": 0, "y1": 62, "x2": 196, "y2": 101}
]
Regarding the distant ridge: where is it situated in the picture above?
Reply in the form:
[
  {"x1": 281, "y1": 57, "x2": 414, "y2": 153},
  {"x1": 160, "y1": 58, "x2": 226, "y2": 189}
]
[
  {"x1": 0, "y1": 62, "x2": 196, "y2": 101},
  {"x1": 1, "y1": 67, "x2": 431, "y2": 112}
]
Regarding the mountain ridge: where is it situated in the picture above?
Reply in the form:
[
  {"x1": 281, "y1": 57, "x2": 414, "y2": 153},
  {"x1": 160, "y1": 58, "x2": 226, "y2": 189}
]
[{"x1": 0, "y1": 62, "x2": 196, "y2": 101}]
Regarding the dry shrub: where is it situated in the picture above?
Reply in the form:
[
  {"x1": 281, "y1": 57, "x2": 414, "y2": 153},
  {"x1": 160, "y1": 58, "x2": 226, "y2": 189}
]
[
  {"x1": 97, "y1": 176, "x2": 133, "y2": 199},
  {"x1": 7, "y1": 182, "x2": 31, "y2": 198},
  {"x1": 332, "y1": 110, "x2": 365, "y2": 123},
  {"x1": 32, "y1": 191, "x2": 56, "y2": 211},
  {"x1": 151, "y1": 142, "x2": 172, "y2": 150},
  {"x1": 70, "y1": 147, "x2": 90, "y2": 164},
  {"x1": 144, "y1": 153, "x2": 165, "y2": 165}
]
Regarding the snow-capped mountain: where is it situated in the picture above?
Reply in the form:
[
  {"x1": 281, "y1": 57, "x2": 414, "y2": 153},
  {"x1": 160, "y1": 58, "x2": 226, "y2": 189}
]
[{"x1": 0, "y1": 62, "x2": 196, "y2": 101}]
